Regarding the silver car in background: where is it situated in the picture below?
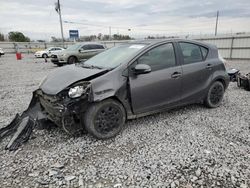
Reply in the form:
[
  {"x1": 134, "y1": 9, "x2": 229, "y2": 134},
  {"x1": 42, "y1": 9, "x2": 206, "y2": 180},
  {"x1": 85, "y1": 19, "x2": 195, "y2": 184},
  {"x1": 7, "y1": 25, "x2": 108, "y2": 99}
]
[
  {"x1": 50, "y1": 43, "x2": 105, "y2": 66},
  {"x1": 0, "y1": 48, "x2": 5, "y2": 57}
]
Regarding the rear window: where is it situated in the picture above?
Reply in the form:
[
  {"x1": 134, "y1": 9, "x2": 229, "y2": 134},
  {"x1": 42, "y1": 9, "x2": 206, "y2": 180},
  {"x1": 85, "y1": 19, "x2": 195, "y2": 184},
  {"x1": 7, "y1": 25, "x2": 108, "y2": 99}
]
[{"x1": 179, "y1": 42, "x2": 208, "y2": 64}]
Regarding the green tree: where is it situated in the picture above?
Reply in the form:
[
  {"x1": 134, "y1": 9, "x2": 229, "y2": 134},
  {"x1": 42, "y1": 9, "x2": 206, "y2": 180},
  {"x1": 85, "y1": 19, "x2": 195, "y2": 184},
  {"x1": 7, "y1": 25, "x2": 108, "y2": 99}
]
[
  {"x1": 0, "y1": 33, "x2": 4, "y2": 41},
  {"x1": 8, "y1": 31, "x2": 30, "y2": 42}
]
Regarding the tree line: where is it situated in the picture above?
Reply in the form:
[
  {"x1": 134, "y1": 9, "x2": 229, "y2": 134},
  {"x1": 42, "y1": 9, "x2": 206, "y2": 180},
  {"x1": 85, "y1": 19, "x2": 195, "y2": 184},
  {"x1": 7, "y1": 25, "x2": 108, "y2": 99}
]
[
  {"x1": 0, "y1": 31, "x2": 133, "y2": 42},
  {"x1": 0, "y1": 32, "x2": 30, "y2": 42},
  {"x1": 51, "y1": 33, "x2": 133, "y2": 42}
]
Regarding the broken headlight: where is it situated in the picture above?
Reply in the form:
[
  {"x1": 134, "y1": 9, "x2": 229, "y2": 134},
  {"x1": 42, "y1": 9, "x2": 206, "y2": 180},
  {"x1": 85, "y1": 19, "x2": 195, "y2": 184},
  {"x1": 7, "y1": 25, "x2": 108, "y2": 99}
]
[{"x1": 68, "y1": 85, "x2": 89, "y2": 98}]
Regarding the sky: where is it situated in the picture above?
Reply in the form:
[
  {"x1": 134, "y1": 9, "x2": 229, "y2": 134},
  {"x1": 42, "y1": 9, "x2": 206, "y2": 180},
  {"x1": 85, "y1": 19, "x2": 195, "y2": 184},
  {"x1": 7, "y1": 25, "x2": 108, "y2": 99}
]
[{"x1": 0, "y1": 0, "x2": 250, "y2": 40}]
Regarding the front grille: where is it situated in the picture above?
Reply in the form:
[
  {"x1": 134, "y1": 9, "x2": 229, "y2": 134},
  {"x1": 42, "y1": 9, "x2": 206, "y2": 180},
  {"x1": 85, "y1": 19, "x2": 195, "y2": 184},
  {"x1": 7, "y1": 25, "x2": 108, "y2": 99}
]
[{"x1": 37, "y1": 91, "x2": 64, "y2": 125}]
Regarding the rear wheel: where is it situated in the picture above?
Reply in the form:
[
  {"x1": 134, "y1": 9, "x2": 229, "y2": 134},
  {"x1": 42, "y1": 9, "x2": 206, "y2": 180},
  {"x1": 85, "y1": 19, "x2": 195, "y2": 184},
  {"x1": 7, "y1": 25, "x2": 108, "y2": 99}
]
[
  {"x1": 83, "y1": 99, "x2": 126, "y2": 139},
  {"x1": 204, "y1": 81, "x2": 224, "y2": 108},
  {"x1": 68, "y1": 56, "x2": 77, "y2": 64}
]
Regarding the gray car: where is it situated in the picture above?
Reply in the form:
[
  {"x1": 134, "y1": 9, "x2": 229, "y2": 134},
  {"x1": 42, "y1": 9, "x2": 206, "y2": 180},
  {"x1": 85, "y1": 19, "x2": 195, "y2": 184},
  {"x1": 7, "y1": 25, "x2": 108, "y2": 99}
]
[
  {"x1": 51, "y1": 43, "x2": 105, "y2": 66},
  {"x1": 1, "y1": 39, "x2": 230, "y2": 150}
]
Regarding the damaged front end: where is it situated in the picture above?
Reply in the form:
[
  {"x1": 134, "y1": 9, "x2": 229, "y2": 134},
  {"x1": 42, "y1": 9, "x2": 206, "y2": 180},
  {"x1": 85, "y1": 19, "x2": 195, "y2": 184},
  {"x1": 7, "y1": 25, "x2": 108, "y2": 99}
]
[{"x1": 0, "y1": 82, "x2": 92, "y2": 151}]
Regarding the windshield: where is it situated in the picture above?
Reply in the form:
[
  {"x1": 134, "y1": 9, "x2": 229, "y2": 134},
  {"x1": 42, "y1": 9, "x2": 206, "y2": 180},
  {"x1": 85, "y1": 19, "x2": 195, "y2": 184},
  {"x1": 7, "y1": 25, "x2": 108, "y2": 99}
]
[
  {"x1": 83, "y1": 44, "x2": 146, "y2": 69},
  {"x1": 66, "y1": 44, "x2": 81, "y2": 51}
]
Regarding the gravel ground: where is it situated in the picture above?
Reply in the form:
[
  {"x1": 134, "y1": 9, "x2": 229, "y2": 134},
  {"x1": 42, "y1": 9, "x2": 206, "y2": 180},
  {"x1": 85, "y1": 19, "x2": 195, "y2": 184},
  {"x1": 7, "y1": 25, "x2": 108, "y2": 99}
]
[{"x1": 0, "y1": 54, "x2": 249, "y2": 188}]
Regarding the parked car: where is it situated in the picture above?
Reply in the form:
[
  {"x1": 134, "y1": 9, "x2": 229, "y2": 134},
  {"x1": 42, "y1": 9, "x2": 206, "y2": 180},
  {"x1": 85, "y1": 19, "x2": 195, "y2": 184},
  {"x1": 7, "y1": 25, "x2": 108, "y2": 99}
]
[
  {"x1": 50, "y1": 43, "x2": 105, "y2": 66},
  {"x1": 27, "y1": 39, "x2": 230, "y2": 139},
  {"x1": 0, "y1": 48, "x2": 5, "y2": 57},
  {"x1": 34, "y1": 47, "x2": 64, "y2": 58}
]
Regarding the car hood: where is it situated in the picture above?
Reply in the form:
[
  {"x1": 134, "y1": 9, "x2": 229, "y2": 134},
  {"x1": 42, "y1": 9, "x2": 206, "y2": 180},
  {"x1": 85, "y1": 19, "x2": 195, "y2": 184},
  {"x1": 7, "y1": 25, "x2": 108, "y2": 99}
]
[{"x1": 40, "y1": 64, "x2": 108, "y2": 95}]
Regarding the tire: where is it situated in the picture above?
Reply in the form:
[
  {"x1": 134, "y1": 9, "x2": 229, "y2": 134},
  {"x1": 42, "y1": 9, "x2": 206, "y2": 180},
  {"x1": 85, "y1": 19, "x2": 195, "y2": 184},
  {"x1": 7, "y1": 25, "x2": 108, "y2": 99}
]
[
  {"x1": 68, "y1": 56, "x2": 77, "y2": 64},
  {"x1": 42, "y1": 53, "x2": 48, "y2": 58},
  {"x1": 56, "y1": 64, "x2": 63, "y2": 67},
  {"x1": 204, "y1": 81, "x2": 225, "y2": 108},
  {"x1": 83, "y1": 99, "x2": 126, "y2": 139}
]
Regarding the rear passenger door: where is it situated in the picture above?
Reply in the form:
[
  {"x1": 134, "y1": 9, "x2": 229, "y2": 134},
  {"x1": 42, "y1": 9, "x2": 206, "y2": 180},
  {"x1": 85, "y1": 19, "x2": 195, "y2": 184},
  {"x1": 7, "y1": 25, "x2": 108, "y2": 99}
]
[
  {"x1": 79, "y1": 45, "x2": 93, "y2": 59},
  {"x1": 178, "y1": 42, "x2": 212, "y2": 103},
  {"x1": 90, "y1": 44, "x2": 105, "y2": 56}
]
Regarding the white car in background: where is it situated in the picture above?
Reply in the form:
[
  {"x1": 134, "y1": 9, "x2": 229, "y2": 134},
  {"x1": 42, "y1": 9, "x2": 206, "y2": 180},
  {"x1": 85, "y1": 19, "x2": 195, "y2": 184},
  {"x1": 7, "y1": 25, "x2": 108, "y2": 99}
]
[
  {"x1": 0, "y1": 48, "x2": 5, "y2": 57},
  {"x1": 34, "y1": 47, "x2": 64, "y2": 58}
]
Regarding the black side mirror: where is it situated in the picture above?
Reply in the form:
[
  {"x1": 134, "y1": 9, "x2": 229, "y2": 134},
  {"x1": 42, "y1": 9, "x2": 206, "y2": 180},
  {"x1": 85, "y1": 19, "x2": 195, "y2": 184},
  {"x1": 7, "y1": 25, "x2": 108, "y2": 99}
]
[{"x1": 134, "y1": 64, "x2": 151, "y2": 75}]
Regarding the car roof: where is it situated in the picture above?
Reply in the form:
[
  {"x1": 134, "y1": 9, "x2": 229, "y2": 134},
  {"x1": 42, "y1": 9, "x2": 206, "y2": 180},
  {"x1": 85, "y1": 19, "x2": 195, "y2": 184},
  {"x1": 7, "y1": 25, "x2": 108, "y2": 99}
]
[
  {"x1": 77, "y1": 42, "x2": 104, "y2": 46},
  {"x1": 128, "y1": 38, "x2": 216, "y2": 49},
  {"x1": 48, "y1": 47, "x2": 63, "y2": 49}
]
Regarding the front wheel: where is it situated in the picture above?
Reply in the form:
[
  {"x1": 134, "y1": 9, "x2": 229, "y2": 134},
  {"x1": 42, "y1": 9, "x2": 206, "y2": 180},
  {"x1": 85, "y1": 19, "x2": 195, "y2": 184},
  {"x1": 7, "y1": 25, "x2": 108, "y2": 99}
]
[
  {"x1": 42, "y1": 53, "x2": 48, "y2": 58},
  {"x1": 68, "y1": 56, "x2": 77, "y2": 64},
  {"x1": 204, "y1": 81, "x2": 225, "y2": 108},
  {"x1": 83, "y1": 99, "x2": 126, "y2": 139}
]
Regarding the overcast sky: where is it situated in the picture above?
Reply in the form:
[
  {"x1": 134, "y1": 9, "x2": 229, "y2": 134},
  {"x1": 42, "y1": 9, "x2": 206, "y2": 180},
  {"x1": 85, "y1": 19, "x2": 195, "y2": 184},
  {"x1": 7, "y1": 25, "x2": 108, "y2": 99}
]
[{"x1": 0, "y1": 0, "x2": 250, "y2": 40}]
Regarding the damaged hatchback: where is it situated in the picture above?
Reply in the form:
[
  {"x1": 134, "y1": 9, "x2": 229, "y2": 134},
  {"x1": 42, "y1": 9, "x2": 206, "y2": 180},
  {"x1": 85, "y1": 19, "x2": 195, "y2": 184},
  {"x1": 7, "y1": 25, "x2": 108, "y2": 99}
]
[{"x1": 1, "y1": 39, "x2": 230, "y2": 150}]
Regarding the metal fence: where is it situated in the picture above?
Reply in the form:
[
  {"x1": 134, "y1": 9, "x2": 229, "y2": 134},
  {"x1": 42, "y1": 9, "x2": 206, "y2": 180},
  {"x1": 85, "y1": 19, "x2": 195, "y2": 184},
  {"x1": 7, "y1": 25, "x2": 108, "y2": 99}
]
[
  {"x1": 1, "y1": 35, "x2": 250, "y2": 59},
  {"x1": 196, "y1": 35, "x2": 250, "y2": 60},
  {"x1": 0, "y1": 41, "x2": 130, "y2": 54}
]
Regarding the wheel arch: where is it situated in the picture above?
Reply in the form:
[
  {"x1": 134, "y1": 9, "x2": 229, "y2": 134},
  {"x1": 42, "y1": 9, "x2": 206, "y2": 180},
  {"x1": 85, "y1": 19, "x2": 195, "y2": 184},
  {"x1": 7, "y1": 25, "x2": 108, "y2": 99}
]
[
  {"x1": 98, "y1": 96, "x2": 128, "y2": 121},
  {"x1": 211, "y1": 76, "x2": 228, "y2": 90},
  {"x1": 42, "y1": 53, "x2": 48, "y2": 57}
]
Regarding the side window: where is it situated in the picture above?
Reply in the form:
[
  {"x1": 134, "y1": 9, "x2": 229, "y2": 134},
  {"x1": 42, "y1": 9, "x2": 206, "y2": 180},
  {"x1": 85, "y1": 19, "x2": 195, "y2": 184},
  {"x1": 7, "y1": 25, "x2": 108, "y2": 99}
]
[
  {"x1": 200, "y1": 46, "x2": 208, "y2": 59},
  {"x1": 82, "y1": 45, "x2": 92, "y2": 50},
  {"x1": 137, "y1": 43, "x2": 176, "y2": 71},
  {"x1": 96, "y1": 45, "x2": 104, "y2": 49},
  {"x1": 179, "y1": 42, "x2": 203, "y2": 64},
  {"x1": 91, "y1": 45, "x2": 98, "y2": 49}
]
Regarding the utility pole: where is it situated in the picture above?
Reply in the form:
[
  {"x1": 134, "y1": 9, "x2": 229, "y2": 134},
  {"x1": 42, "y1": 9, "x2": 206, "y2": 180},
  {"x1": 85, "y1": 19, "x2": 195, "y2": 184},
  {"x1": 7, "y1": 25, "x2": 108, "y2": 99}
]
[
  {"x1": 215, "y1": 10, "x2": 219, "y2": 36},
  {"x1": 55, "y1": 0, "x2": 65, "y2": 47}
]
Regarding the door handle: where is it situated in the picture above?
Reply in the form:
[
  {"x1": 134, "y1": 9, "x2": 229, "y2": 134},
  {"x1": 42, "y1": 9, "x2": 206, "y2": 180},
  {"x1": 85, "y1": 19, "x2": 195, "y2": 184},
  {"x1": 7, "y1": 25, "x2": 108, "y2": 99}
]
[
  {"x1": 206, "y1": 64, "x2": 212, "y2": 69},
  {"x1": 171, "y1": 72, "x2": 182, "y2": 79}
]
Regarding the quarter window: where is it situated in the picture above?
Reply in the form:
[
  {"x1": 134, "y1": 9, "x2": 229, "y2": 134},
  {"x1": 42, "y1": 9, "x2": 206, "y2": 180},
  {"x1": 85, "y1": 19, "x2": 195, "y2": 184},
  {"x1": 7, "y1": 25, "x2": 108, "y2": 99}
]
[
  {"x1": 179, "y1": 42, "x2": 204, "y2": 64},
  {"x1": 137, "y1": 43, "x2": 176, "y2": 71},
  {"x1": 200, "y1": 46, "x2": 208, "y2": 59}
]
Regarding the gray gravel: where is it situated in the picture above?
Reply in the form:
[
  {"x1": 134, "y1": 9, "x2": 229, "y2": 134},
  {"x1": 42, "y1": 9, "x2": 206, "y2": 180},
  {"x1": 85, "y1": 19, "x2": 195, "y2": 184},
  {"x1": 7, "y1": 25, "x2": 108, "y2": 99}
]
[{"x1": 0, "y1": 54, "x2": 249, "y2": 188}]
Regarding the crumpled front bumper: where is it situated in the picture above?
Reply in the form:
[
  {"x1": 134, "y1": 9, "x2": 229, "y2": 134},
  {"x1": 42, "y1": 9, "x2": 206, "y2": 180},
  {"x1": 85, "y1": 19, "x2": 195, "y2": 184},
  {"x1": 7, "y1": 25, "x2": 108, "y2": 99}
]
[{"x1": 0, "y1": 89, "x2": 88, "y2": 151}]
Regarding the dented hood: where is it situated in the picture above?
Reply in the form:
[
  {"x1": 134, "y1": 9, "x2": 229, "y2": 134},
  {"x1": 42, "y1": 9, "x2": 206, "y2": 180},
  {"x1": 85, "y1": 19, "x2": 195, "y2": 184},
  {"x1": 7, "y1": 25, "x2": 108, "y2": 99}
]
[{"x1": 40, "y1": 64, "x2": 107, "y2": 95}]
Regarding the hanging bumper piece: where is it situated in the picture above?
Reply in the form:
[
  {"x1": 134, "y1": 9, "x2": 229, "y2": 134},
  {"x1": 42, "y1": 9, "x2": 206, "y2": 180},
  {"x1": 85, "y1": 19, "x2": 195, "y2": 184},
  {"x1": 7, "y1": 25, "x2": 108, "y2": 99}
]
[{"x1": 0, "y1": 92, "x2": 46, "y2": 151}]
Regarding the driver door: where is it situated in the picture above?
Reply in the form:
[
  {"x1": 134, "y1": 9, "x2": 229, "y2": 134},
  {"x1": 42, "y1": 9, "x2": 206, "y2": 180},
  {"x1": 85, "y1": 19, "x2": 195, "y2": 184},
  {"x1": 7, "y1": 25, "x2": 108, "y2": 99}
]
[{"x1": 129, "y1": 43, "x2": 182, "y2": 114}]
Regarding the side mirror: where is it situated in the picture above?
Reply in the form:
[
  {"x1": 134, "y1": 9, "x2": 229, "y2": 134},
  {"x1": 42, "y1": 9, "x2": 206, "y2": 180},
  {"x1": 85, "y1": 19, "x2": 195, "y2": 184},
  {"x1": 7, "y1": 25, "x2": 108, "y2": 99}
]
[
  {"x1": 134, "y1": 64, "x2": 151, "y2": 75},
  {"x1": 79, "y1": 49, "x2": 82, "y2": 53}
]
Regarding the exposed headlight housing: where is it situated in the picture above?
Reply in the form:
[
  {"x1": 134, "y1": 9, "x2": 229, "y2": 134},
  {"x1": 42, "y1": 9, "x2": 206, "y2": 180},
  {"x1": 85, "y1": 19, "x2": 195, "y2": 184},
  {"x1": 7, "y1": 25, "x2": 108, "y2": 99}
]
[{"x1": 68, "y1": 85, "x2": 89, "y2": 98}]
